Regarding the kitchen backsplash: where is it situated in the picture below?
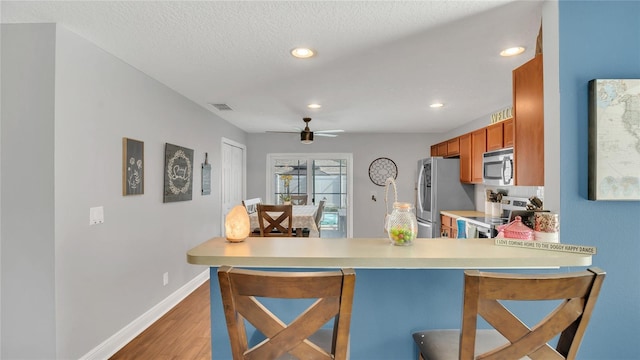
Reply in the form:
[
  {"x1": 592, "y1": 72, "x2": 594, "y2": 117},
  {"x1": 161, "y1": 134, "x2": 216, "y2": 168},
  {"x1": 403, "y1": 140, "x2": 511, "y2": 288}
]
[{"x1": 473, "y1": 185, "x2": 544, "y2": 212}]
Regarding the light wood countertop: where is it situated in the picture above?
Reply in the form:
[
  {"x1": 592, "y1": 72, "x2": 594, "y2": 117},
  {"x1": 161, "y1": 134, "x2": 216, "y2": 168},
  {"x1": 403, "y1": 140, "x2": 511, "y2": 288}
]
[
  {"x1": 440, "y1": 210, "x2": 487, "y2": 218},
  {"x1": 187, "y1": 237, "x2": 592, "y2": 269}
]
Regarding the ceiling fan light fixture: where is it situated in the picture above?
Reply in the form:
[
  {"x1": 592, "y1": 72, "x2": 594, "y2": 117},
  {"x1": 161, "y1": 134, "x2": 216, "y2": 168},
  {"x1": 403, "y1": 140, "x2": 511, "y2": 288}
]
[
  {"x1": 307, "y1": 103, "x2": 322, "y2": 109},
  {"x1": 291, "y1": 47, "x2": 315, "y2": 59},
  {"x1": 430, "y1": 102, "x2": 444, "y2": 108},
  {"x1": 301, "y1": 131, "x2": 314, "y2": 144}
]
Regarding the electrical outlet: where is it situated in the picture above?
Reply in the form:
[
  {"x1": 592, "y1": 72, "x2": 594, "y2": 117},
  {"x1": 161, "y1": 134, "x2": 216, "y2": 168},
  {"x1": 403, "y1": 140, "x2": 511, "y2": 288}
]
[{"x1": 163, "y1": 272, "x2": 169, "y2": 286}]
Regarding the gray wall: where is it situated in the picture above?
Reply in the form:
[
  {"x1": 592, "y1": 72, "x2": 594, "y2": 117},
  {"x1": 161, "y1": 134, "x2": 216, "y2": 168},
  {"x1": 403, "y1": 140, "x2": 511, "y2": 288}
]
[
  {"x1": 247, "y1": 133, "x2": 439, "y2": 238},
  {"x1": 1, "y1": 24, "x2": 246, "y2": 359},
  {"x1": 1, "y1": 23, "x2": 57, "y2": 359}
]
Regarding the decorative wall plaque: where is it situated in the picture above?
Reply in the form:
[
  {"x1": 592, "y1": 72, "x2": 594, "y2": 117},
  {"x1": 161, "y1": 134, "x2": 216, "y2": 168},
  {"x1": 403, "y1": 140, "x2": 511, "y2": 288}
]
[
  {"x1": 163, "y1": 143, "x2": 194, "y2": 202},
  {"x1": 122, "y1": 137, "x2": 144, "y2": 196},
  {"x1": 368, "y1": 157, "x2": 398, "y2": 186},
  {"x1": 202, "y1": 153, "x2": 211, "y2": 196}
]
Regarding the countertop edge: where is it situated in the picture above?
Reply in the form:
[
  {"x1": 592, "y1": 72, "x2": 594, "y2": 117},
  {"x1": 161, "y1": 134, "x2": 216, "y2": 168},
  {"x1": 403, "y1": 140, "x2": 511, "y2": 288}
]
[{"x1": 187, "y1": 237, "x2": 593, "y2": 269}]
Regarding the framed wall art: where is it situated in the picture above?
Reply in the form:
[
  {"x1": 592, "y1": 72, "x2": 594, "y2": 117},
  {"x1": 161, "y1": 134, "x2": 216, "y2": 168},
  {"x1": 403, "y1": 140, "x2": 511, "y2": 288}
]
[
  {"x1": 122, "y1": 137, "x2": 144, "y2": 195},
  {"x1": 588, "y1": 79, "x2": 640, "y2": 200},
  {"x1": 163, "y1": 143, "x2": 194, "y2": 203}
]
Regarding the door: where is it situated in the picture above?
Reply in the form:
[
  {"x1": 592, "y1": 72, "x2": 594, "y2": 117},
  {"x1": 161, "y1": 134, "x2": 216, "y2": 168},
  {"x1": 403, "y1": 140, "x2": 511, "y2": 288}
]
[
  {"x1": 267, "y1": 153, "x2": 353, "y2": 238},
  {"x1": 311, "y1": 159, "x2": 348, "y2": 238},
  {"x1": 221, "y1": 138, "x2": 246, "y2": 236}
]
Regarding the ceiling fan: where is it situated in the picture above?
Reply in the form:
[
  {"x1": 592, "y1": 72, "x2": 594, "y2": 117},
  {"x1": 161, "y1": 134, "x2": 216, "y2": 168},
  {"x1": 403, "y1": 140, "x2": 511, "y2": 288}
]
[{"x1": 267, "y1": 117, "x2": 344, "y2": 144}]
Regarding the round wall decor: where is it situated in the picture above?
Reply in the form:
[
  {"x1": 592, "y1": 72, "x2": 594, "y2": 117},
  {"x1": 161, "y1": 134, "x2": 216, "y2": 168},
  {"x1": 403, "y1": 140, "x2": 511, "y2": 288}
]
[{"x1": 368, "y1": 157, "x2": 398, "y2": 186}]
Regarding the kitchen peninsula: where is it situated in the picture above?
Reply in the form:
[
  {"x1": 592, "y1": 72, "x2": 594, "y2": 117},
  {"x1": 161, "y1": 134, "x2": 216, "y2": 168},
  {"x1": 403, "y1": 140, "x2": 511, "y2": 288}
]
[{"x1": 188, "y1": 236, "x2": 592, "y2": 359}]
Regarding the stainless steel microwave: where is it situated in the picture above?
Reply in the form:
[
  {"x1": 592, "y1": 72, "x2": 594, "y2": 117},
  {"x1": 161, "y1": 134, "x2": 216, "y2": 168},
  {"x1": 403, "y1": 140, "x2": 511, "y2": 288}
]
[{"x1": 483, "y1": 148, "x2": 514, "y2": 186}]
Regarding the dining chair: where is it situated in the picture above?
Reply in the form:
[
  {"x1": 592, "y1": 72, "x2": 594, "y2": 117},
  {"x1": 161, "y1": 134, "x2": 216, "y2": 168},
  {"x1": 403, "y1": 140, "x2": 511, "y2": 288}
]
[
  {"x1": 257, "y1": 204, "x2": 293, "y2": 237},
  {"x1": 242, "y1": 198, "x2": 262, "y2": 214},
  {"x1": 290, "y1": 194, "x2": 308, "y2": 205},
  {"x1": 242, "y1": 198, "x2": 262, "y2": 235},
  {"x1": 217, "y1": 266, "x2": 356, "y2": 360},
  {"x1": 412, "y1": 267, "x2": 605, "y2": 360}
]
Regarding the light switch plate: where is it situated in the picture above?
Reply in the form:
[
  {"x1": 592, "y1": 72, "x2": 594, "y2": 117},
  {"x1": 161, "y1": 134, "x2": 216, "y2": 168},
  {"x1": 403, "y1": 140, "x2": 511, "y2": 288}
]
[{"x1": 90, "y1": 206, "x2": 104, "y2": 225}]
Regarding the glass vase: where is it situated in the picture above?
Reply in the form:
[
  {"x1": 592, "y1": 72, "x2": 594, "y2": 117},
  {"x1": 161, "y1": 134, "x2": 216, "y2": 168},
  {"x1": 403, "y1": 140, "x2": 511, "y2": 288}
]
[{"x1": 387, "y1": 202, "x2": 417, "y2": 246}]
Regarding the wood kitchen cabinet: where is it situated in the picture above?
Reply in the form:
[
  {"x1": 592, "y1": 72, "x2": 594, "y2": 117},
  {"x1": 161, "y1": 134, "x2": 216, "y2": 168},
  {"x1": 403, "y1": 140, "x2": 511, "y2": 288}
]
[
  {"x1": 447, "y1": 137, "x2": 460, "y2": 156},
  {"x1": 486, "y1": 117, "x2": 515, "y2": 151},
  {"x1": 430, "y1": 142, "x2": 447, "y2": 157},
  {"x1": 437, "y1": 142, "x2": 448, "y2": 157},
  {"x1": 431, "y1": 140, "x2": 458, "y2": 158},
  {"x1": 459, "y1": 133, "x2": 472, "y2": 183},
  {"x1": 503, "y1": 118, "x2": 514, "y2": 148},
  {"x1": 486, "y1": 122, "x2": 505, "y2": 151},
  {"x1": 513, "y1": 55, "x2": 544, "y2": 185},
  {"x1": 428, "y1": 54, "x2": 542, "y2": 184},
  {"x1": 440, "y1": 214, "x2": 457, "y2": 238},
  {"x1": 471, "y1": 128, "x2": 486, "y2": 183}
]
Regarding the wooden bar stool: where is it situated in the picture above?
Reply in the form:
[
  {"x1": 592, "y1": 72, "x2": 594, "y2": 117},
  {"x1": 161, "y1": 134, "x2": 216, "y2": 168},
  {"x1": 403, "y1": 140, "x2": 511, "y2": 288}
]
[
  {"x1": 413, "y1": 267, "x2": 605, "y2": 360},
  {"x1": 218, "y1": 266, "x2": 356, "y2": 360}
]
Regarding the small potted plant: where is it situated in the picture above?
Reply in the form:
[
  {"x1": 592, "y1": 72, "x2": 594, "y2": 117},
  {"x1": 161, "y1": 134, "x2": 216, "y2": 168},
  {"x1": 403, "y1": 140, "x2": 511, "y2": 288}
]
[{"x1": 280, "y1": 193, "x2": 291, "y2": 205}]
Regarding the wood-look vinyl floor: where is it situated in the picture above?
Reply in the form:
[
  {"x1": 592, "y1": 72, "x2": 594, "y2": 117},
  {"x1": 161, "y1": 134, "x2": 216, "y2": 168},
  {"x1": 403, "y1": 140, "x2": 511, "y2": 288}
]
[{"x1": 110, "y1": 280, "x2": 211, "y2": 360}]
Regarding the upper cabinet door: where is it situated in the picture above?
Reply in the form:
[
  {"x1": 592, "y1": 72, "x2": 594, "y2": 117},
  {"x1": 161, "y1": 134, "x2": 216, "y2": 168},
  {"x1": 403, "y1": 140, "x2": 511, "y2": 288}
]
[
  {"x1": 447, "y1": 137, "x2": 460, "y2": 157},
  {"x1": 459, "y1": 133, "x2": 472, "y2": 183},
  {"x1": 486, "y1": 122, "x2": 504, "y2": 151},
  {"x1": 471, "y1": 128, "x2": 486, "y2": 184},
  {"x1": 437, "y1": 142, "x2": 448, "y2": 157},
  {"x1": 513, "y1": 55, "x2": 544, "y2": 186},
  {"x1": 503, "y1": 118, "x2": 514, "y2": 148}
]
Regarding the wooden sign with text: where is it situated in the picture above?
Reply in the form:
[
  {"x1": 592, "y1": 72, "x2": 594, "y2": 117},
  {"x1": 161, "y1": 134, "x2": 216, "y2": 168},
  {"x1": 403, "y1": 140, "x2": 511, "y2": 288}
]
[
  {"x1": 490, "y1": 107, "x2": 513, "y2": 124},
  {"x1": 494, "y1": 238, "x2": 597, "y2": 255}
]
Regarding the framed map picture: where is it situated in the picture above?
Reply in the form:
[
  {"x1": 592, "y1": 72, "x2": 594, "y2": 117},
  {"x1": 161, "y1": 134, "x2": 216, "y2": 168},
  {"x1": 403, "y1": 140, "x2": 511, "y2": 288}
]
[
  {"x1": 588, "y1": 79, "x2": 640, "y2": 200},
  {"x1": 122, "y1": 137, "x2": 144, "y2": 195},
  {"x1": 163, "y1": 143, "x2": 194, "y2": 202}
]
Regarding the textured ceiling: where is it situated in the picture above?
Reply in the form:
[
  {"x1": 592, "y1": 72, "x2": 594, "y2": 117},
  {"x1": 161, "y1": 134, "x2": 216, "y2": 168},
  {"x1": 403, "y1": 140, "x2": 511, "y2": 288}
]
[{"x1": 1, "y1": 1, "x2": 543, "y2": 134}]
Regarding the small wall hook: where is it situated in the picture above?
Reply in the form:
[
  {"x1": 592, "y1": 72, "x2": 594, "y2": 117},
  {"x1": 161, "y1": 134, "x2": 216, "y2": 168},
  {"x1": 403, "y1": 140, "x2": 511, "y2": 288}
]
[{"x1": 371, "y1": 194, "x2": 377, "y2": 202}]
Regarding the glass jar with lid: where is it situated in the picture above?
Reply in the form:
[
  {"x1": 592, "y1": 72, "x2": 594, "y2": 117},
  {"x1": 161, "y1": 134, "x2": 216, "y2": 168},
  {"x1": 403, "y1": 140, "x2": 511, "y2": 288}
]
[{"x1": 387, "y1": 202, "x2": 417, "y2": 246}]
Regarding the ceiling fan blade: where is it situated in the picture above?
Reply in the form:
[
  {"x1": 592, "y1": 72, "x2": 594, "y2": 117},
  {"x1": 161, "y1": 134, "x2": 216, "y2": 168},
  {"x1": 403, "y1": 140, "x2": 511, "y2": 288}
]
[
  {"x1": 315, "y1": 129, "x2": 344, "y2": 133},
  {"x1": 315, "y1": 133, "x2": 338, "y2": 137},
  {"x1": 265, "y1": 130, "x2": 298, "y2": 134}
]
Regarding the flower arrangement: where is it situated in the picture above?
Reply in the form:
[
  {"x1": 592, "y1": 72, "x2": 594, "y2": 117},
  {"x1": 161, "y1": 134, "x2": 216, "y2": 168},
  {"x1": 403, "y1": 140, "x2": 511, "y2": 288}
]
[{"x1": 280, "y1": 174, "x2": 293, "y2": 203}]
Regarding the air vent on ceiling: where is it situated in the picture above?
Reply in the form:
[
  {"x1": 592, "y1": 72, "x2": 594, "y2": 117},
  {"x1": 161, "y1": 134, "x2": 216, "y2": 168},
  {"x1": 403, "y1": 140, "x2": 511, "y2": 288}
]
[{"x1": 210, "y1": 103, "x2": 233, "y2": 111}]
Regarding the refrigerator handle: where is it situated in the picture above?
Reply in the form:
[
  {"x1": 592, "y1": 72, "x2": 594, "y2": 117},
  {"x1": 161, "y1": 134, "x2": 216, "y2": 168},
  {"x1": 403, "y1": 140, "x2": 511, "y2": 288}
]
[{"x1": 417, "y1": 165, "x2": 424, "y2": 212}]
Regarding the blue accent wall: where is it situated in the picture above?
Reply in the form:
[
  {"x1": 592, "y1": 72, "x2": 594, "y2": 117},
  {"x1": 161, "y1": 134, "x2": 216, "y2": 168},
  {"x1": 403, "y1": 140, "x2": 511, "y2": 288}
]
[{"x1": 559, "y1": 1, "x2": 640, "y2": 359}]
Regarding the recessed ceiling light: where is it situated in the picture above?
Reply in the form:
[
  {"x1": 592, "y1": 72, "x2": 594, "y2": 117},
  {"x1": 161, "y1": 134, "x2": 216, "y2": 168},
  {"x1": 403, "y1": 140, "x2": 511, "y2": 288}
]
[
  {"x1": 500, "y1": 47, "x2": 526, "y2": 57},
  {"x1": 291, "y1": 47, "x2": 315, "y2": 59},
  {"x1": 307, "y1": 103, "x2": 322, "y2": 109},
  {"x1": 430, "y1": 103, "x2": 444, "y2": 108}
]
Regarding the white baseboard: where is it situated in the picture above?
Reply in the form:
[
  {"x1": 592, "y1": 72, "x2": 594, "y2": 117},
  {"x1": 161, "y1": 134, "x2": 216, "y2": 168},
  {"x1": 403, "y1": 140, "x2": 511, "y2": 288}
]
[{"x1": 80, "y1": 269, "x2": 209, "y2": 360}]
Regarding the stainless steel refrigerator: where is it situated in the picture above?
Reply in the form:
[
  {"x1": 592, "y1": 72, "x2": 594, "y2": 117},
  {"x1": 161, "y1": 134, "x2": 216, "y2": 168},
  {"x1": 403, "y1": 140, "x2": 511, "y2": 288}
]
[{"x1": 416, "y1": 157, "x2": 475, "y2": 238}]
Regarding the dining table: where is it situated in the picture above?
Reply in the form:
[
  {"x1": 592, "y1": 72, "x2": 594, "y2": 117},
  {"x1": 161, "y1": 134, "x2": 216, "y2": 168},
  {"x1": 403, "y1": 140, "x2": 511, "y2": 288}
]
[{"x1": 249, "y1": 204, "x2": 319, "y2": 237}]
